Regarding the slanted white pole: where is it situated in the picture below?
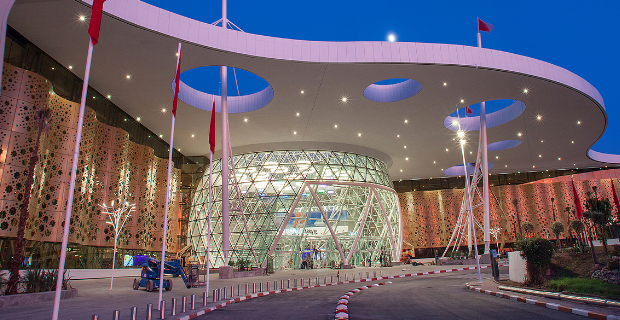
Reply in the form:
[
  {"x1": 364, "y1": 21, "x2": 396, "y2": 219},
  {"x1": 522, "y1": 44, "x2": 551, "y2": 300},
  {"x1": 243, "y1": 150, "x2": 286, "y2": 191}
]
[
  {"x1": 220, "y1": 0, "x2": 230, "y2": 266},
  {"x1": 477, "y1": 30, "x2": 491, "y2": 254},
  {"x1": 158, "y1": 42, "x2": 182, "y2": 309},
  {"x1": 206, "y1": 150, "x2": 213, "y2": 294},
  {"x1": 52, "y1": 38, "x2": 93, "y2": 320}
]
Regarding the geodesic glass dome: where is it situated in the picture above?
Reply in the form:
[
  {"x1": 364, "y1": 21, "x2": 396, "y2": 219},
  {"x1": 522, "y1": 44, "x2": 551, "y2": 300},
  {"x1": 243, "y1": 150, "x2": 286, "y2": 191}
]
[{"x1": 188, "y1": 150, "x2": 401, "y2": 269}]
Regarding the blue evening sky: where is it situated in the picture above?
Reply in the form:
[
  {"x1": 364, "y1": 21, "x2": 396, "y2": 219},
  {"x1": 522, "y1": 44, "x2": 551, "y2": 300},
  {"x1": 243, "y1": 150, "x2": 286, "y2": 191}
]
[{"x1": 145, "y1": 0, "x2": 619, "y2": 155}]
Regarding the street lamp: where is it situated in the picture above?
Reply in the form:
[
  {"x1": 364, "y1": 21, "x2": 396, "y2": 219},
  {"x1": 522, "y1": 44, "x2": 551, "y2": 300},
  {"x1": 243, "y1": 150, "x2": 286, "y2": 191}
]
[{"x1": 100, "y1": 201, "x2": 136, "y2": 290}]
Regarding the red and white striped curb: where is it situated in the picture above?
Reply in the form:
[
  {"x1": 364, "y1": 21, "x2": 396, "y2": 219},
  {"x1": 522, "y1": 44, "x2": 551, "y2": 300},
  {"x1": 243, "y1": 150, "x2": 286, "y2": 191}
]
[
  {"x1": 173, "y1": 265, "x2": 503, "y2": 320},
  {"x1": 465, "y1": 284, "x2": 620, "y2": 320},
  {"x1": 335, "y1": 282, "x2": 392, "y2": 319}
]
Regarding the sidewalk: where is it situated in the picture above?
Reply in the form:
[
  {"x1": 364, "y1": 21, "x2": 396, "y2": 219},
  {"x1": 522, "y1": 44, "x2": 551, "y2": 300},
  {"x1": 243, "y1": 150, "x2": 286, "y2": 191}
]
[
  {"x1": 1, "y1": 264, "x2": 459, "y2": 320},
  {"x1": 466, "y1": 279, "x2": 620, "y2": 318}
]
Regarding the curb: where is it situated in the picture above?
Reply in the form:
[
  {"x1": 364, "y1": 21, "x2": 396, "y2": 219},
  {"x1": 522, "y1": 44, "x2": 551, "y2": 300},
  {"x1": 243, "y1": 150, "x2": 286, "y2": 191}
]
[
  {"x1": 496, "y1": 284, "x2": 620, "y2": 308},
  {"x1": 173, "y1": 265, "x2": 503, "y2": 320},
  {"x1": 465, "y1": 283, "x2": 620, "y2": 320},
  {"x1": 334, "y1": 281, "x2": 391, "y2": 319}
]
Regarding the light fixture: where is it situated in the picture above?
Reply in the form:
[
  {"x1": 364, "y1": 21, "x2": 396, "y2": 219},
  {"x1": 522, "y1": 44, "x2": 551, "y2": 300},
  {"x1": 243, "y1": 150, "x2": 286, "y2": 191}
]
[
  {"x1": 558, "y1": 157, "x2": 561, "y2": 160},
  {"x1": 577, "y1": 120, "x2": 581, "y2": 125},
  {"x1": 539, "y1": 154, "x2": 542, "y2": 158},
  {"x1": 541, "y1": 140, "x2": 544, "y2": 143},
  {"x1": 397, "y1": 134, "x2": 400, "y2": 138},
  {"x1": 533, "y1": 165, "x2": 536, "y2": 168},
  {"x1": 296, "y1": 112, "x2": 300, "y2": 117},
  {"x1": 300, "y1": 90, "x2": 305, "y2": 94},
  {"x1": 469, "y1": 151, "x2": 473, "y2": 154},
  {"x1": 460, "y1": 99, "x2": 464, "y2": 103},
  {"x1": 505, "y1": 165, "x2": 508, "y2": 167},
  {"x1": 536, "y1": 115, "x2": 542, "y2": 121},
  {"x1": 159, "y1": 134, "x2": 163, "y2": 138},
  {"x1": 404, "y1": 119, "x2": 408, "y2": 124},
  {"x1": 495, "y1": 156, "x2": 499, "y2": 159},
  {"x1": 244, "y1": 118, "x2": 248, "y2": 122},
  {"x1": 161, "y1": 108, "x2": 166, "y2": 113},
  {"x1": 460, "y1": 139, "x2": 466, "y2": 145},
  {"x1": 191, "y1": 134, "x2": 195, "y2": 138},
  {"x1": 405, "y1": 157, "x2": 409, "y2": 161},
  {"x1": 126, "y1": 74, "x2": 131, "y2": 79},
  {"x1": 571, "y1": 141, "x2": 574, "y2": 144},
  {"x1": 452, "y1": 120, "x2": 459, "y2": 126},
  {"x1": 400, "y1": 169, "x2": 403, "y2": 172},
  {"x1": 357, "y1": 133, "x2": 362, "y2": 137},
  {"x1": 79, "y1": 15, "x2": 86, "y2": 21},
  {"x1": 404, "y1": 145, "x2": 407, "y2": 148},
  {"x1": 433, "y1": 161, "x2": 436, "y2": 164},
  {"x1": 136, "y1": 117, "x2": 141, "y2": 122},
  {"x1": 517, "y1": 132, "x2": 523, "y2": 137},
  {"x1": 443, "y1": 82, "x2": 447, "y2": 86},
  {"x1": 523, "y1": 88, "x2": 529, "y2": 93},
  {"x1": 293, "y1": 131, "x2": 297, "y2": 135},
  {"x1": 457, "y1": 130, "x2": 465, "y2": 138},
  {"x1": 175, "y1": 52, "x2": 179, "y2": 57},
  {"x1": 334, "y1": 124, "x2": 338, "y2": 128},
  {"x1": 342, "y1": 97, "x2": 348, "y2": 102},
  {"x1": 445, "y1": 148, "x2": 449, "y2": 152},
  {"x1": 68, "y1": 65, "x2": 73, "y2": 69},
  {"x1": 388, "y1": 34, "x2": 396, "y2": 42},
  {"x1": 107, "y1": 94, "x2": 111, "y2": 99}
]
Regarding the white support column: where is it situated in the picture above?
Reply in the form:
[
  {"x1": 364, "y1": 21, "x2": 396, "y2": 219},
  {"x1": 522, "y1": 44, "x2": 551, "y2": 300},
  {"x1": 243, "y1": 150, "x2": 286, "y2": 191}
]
[
  {"x1": 220, "y1": 0, "x2": 230, "y2": 266},
  {"x1": 308, "y1": 186, "x2": 346, "y2": 263},
  {"x1": 266, "y1": 183, "x2": 307, "y2": 263},
  {"x1": 372, "y1": 188, "x2": 396, "y2": 261},
  {"x1": 345, "y1": 188, "x2": 374, "y2": 265}
]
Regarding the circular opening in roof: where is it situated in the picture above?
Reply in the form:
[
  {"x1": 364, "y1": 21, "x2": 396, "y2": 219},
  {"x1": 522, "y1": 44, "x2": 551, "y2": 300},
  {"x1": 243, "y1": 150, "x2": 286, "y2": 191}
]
[
  {"x1": 174, "y1": 66, "x2": 273, "y2": 113},
  {"x1": 488, "y1": 140, "x2": 522, "y2": 151},
  {"x1": 363, "y1": 78, "x2": 422, "y2": 102},
  {"x1": 444, "y1": 99, "x2": 526, "y2": 131},
  {"x1": 443, "y1": 162, "x2": 495, "y2": 176}
]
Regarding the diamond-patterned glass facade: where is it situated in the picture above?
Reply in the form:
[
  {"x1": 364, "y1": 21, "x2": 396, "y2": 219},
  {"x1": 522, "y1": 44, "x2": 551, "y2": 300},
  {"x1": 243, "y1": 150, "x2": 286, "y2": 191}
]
[{"x1": 188, "y1": 150, "x2": 401, "y2": 269}]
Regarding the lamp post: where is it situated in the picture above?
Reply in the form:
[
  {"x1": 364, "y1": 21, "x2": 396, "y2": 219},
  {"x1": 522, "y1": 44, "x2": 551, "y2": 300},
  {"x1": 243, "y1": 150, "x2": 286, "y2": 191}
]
[
  {"x1": 100, "y1": 201, "x2": 136, "y2": 290},
  {"x1": 551, "y1": 197, "x2": 556, "y2": 221}
]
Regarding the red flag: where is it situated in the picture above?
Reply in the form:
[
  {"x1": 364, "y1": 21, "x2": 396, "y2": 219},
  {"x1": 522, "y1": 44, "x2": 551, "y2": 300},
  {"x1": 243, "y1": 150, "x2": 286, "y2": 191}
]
[
  {"x1": 611, "y1": 178, "x2": 620, "y2": 217},
  {"x1": 209, "y1": 100, "x2": 216, "y2": 154},
  {"x1": 465, "y1": 106, "x2": 473, "y2": 115},
  {"x1": 171, "y1": 47, "x2": 182, "y2": 117},
  {"x1": 571, "y1": 178, "x2": 583, "y2": 220},
  {"x1": 478, "y1": 18, "x2": 494, "y2": 34},
  {"x1": 88, "y1": 0, "x2": 107, "y2": 45}
]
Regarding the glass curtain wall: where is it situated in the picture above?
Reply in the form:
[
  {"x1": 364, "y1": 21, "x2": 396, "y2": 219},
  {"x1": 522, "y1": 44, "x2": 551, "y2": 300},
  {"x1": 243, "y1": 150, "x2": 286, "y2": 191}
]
[{"x1": 188, "y1": 150, "x2": 401, "y2": 269}]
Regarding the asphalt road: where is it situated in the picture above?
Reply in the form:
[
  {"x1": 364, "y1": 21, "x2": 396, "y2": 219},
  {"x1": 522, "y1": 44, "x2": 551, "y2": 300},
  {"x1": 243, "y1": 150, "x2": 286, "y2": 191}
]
[{"x1": 196, "y1": 269, "x2": 585, "y2": 320}]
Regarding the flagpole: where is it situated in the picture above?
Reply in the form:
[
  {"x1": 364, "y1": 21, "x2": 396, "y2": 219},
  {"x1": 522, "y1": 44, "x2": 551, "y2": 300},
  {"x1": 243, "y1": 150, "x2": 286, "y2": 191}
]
[
  {"x1": 206, "y1": 150, "x2": 212, "y2": 294},
  {"x1": 477, "y1": 23, "x2": 491, "y2": 255},
  {"x1": 220, "y1": 0, "x2": 230, "y2": 266},
  {"x1": 158, "y1": 42, "x2": 182, "y2": 309},
  {"x1": 51, "y1": 37, "x2": 93, "y2": 320}
]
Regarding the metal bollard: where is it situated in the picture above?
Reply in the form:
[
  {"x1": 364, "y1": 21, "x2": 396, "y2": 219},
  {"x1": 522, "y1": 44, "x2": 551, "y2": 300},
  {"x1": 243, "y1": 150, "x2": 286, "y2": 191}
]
[
  {"x1": 230, "y1": 286, "x2": 233, "y2": 297},
  {"x1": 324, "y1": 276, "x2": 326, "y2": 284},
  {"x1": 316, "y1": 277, "x2": 318, "y2": 285},
  {"x1": 374, "y1": 271, "x2": 376, "y2": 278},
  {"x1": 301, "y1": 278, "x2": 304, "y2": 287},
  {"x1": 171, "y1": 298, "x2": 177, "y2": 316},
  {"x1": 259, "y1": 282, "x2": 263, "y2": 292},
  {"x1": 213, "y1": 289, "x2": 217, "y2": 302},
  {"x1": 345, "y1": 274, "x2": 348, "y2": 281},
  {"x1": 203, "y1": 292, "x2": 208, "y2": 306},
  {"x1": 353, "y1": 273, "x2": 356, "y2": 280},
  {"x1": 274, "y1": 280, "x2": 277, "y2": 290},
  {"x1": 112, "y1": 310, "x2": 120, "y2": 320},
  {"x1": 131, "y1": 306, "x2": 137, "y2": 320},
  {"x1": 253, "y1": 282, "x2": 256, "y2": 293},
  {"x1": 367, "y1": 272, "x2": 369, "y2": 278},
  {"x1": 330, "y1": 276, "x2": 333, "y2": 283},
  {"x1": 294, "y1": 279, "x2": 297, "y2": 287},
  {"x1": 146, "y1": 303, "x2": 152, "y2": 320},
  {"x1": 223, "y1": 287, "x2": 227, "y2": 299},
  {"x1": 380, "y1": 271, "x2": 383, "y2": 277},
  {"x1": 308, "y1": 277, "x2": 311, "y2": 286},
  {"x1": 245, "y1": 283, "x2": 248, "y2": 295},
  {"x1": 191, "y1": 294, "x2": 195, "y2": 310},
  {"x1": 238, "y1": 284, "x2": 240, "y2": 296},
  {"x1": 92, "y1": 315, "x2": 99, "y2": 320},
  {"x1": 280, "y1": 279, "x2": 283, "y2": 290},
  {"x1": 182, "y1": 296, "x2": 187, "y2": 313},
  {"x1": 359, "y1": 272, "x2": 362, "y2": 279},
  {"x1": 267, "y1": 281, "x2": 270, "y2": 292},
  {"x1": 159, "y1": 301, "x2": 165, "y2": 320},
  {"x1": 288, "y1": 279, "x2": 290, "y2": 288}
]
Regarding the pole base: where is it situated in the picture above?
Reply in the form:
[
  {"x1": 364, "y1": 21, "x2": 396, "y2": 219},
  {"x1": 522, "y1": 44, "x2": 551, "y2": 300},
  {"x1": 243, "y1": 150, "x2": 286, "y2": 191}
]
[
  {"x1": 342, "y1": 264, "x2": 352, "y2": 269},
  {"x1": 218, "y1": 266, "x2": 234, "y2": 279}
]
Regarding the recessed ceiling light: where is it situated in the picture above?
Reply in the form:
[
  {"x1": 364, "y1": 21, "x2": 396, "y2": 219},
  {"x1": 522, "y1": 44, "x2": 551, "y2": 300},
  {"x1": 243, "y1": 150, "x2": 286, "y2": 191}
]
[
  {"x1": 433, "y1": 161, "x2": 436, "y2": 164},
  {"x1": 536, "y1": 115, "x2": 542, "y2": 120},
  {"x1": 342, "y1": 97, "x2": 348, "y2": 102},
  {"x1": 577, "y1": 120, "x2": 581, "y2": 125},
  {"x1": 558, "y1": 157, "x2": 561, "y2": 160},
  {"x1": 443, "y1": 82, "x2": 447, "y2": 86},
  {"x1": 469, "y1": 151, "x2": 473, "y2": 154},
  {"x1": 517, "y1": 132, "x2": 523, "y2": 137},
  {"x1": 191, "y1": 134, "x2": 195, "y2": 138},
  {"x1": 334, "y1": 124, "x2": 338, "y2": 128},
  {"x1": 404, "y1": 145, "x2": 407, "y2": 148},
  {"x1": 539, "y1": 154, "x2": 542, "y2": 158},
  {"x1": 300, "y1": 90, "x2": 305, "y2": 94},
  {"x1": 405, "y1": 157, "x2": 409, "y2": 161},
  {"x1": 357, "y1": 133, "x2": 362, "y2": 137},
  {"x1": 244, "y1": 118, "x2": 248, "y2": 122},
  {"x1": 159, "y1": 134, "x2": 163, "y2": 138},
  {"x1": 445, "y1": 148, "x2": 449, "y2": 152},
  {"x1": 532, "y1": 165, "x2": 536, "y2": 168},
  {"x1": 397, "y1": 134, "x2": 400, "y2": 138},
  {"x1": 505, "y1": 165, "x2": 508, "y2": 167},
  {"x1": 404, "y1": 119, "x2": 408, "y2": 124},
  {"x1": 79, "y1": 15, "x2": 86, "y2": 21},
  {"x1": 293, "y1": 131, "x2": 297, "y2": 135},
  {"x1": 400, "y1": 169, "x2": 403, "y2": 172},
  {"x1": 161, "y1": 108, "x2": 166, "y2": 113},
  {"x1": 106, "y1": 94, "x2": 111, "y2": 99},
  {"x1": 457, "y1": 131, "x2": 465, "y2": 138},
  {"x1": 523, "y1": 88, "x2": 529, "y2": 93},
  {"x1": 571, "y1": 141, "x2": 574, "y2": 144},
  {"x1": 460, "y1": 99, "x2": 464, "y2": 103},
  {"x1": 126, "y1": 74, "x2": 131, "y2": 79},
  {"x1": 541, "y1": 140, "x2": 543, "y2": 143},
  {"x1": 136, "y1": 117, "x2": 141, "y2": 122},
  {"x1": 296, "y1": 112, "x2": 300, "y2": 117},
  {"x1": 495, "y1": 156, "x2": 499, "y2": 159},
  {"x1": 68, "y1": 65, "x2": 73, "y2": 69}
]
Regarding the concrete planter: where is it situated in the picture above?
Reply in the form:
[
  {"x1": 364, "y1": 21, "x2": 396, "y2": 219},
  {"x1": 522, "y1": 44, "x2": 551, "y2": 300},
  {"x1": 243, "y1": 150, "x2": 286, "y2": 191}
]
[
  {"x1": 508, "y1": 251, "x2": 526, "y2": 283},
  {"x1": 0, "y1": 288, "x2": 78, "y2": 309}
]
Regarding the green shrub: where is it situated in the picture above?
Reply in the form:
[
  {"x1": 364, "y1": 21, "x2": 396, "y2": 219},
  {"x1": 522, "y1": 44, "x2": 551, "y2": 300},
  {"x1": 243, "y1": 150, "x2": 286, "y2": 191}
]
[
  {"x1": 24, "y1": 269, "x2": 69, "y2": 293},
  {"x1": 516, "y1": 238, "x2": 554, "y2": 285}
]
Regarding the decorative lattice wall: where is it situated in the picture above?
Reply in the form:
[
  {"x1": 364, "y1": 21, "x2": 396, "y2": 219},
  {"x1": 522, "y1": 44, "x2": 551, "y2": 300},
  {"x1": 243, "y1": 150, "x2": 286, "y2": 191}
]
[
  {"x1": 399, "y1": 174, "x2": 620, "y2": 249},
  {"x1": 0, "y1": 63, "x2": 180, "y2": 252}
]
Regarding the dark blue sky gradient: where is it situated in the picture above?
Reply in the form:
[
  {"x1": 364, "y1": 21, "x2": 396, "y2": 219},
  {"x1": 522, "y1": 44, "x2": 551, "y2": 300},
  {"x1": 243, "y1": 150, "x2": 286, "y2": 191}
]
[{"x1": 145, "y1": 0, "x2": 619, "y2": 155}]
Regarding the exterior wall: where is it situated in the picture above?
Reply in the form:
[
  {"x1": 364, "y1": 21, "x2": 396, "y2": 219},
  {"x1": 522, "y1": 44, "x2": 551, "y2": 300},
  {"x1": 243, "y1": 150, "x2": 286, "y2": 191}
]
[
  {"x1": 0, "y1": 63, "x2": 180, "y2": 252},
  {"x1": 399, "y1": 171, "x2": 620, "y2": 250}
]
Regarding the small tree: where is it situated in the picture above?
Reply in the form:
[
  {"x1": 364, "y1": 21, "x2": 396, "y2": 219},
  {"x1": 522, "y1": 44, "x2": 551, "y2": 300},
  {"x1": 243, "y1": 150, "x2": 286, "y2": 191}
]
[
  {"x1": 521, "y1": 221, "x2": 535, "y2": 238},
  {"x1": 584, "y1": 197, "x2": 612, "y2": 257},
  {"x1": 516, "y1": 238, "x2": 555, "y2": 286},
  {"x1": 550, "y1": 221, "x2": 564, "y2": 243},
  {"x1": 6, "y1": 108, "x2": 51, "y2": 295},
  {"x1": 568, "y1": 219, "x2": 585, "y2": 250}
]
